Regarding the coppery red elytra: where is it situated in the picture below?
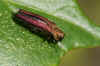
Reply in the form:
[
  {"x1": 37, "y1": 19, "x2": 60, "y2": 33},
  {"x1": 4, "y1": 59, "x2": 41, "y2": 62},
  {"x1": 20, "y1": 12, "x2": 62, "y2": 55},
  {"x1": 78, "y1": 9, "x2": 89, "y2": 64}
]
[{"x1": 15, "y1": 9, "x2": 64, "y2": 42}]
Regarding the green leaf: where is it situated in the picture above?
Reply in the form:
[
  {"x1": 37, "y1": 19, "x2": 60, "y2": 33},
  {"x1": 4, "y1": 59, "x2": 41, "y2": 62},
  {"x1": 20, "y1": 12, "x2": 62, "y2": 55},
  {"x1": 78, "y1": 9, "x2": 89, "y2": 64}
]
[{"x1": 0, "y1": 0, "x2": 100, "y2": 66}]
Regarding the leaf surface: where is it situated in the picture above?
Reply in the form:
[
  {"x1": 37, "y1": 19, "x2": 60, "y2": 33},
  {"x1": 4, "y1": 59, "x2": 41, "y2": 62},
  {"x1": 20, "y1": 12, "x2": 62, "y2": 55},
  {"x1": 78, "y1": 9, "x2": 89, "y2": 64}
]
[{"x1": 0, "y1": 0, "x2": 100, "y2": 66}]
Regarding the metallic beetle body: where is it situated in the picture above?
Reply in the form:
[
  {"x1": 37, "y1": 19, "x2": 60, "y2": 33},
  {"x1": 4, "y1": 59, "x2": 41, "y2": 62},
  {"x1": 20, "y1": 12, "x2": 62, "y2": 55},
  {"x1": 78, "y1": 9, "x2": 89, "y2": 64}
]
[{"x1": 15, "y1": 9, "x2": 64, "y2": 42}]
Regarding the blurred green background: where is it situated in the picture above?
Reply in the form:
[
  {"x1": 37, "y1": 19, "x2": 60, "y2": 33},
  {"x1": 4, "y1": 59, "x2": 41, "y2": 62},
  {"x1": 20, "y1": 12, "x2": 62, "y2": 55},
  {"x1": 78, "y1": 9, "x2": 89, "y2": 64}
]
[{"x1": 61, "y1": 0, "x2": 100, "y2": 66}]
